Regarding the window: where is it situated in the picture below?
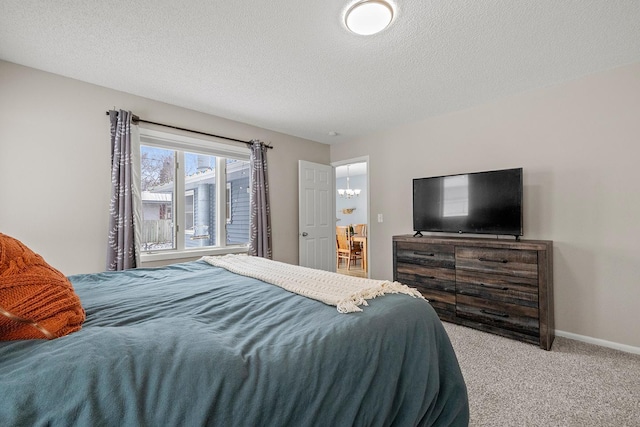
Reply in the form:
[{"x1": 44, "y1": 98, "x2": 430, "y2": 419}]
[{"x1": 138, "y1": 129, "x2": 251, "y2": 261}]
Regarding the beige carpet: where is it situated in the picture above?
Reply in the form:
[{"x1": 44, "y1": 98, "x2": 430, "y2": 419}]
[{"x1": 442, "y1": 322, "x2": 640, "y2": 426}]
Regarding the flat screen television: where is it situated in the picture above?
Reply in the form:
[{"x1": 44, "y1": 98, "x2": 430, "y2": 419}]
[{"x1": 413, "y1": 168, "x2": 523, "y2": 237}]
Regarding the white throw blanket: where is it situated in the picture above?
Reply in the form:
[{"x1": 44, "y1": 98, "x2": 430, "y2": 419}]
[{"x1": 202, "y1": 254, "x2": 424, "y2": 313}]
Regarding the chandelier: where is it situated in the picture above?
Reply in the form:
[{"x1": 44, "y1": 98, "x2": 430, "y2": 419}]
[{"x1": 337, "y1": 165, "x2": 361, "y2": 198}]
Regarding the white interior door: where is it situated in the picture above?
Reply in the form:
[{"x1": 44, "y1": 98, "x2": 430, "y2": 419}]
[{"x1": 298, "y1": 160, "x2": 334, "y2": 271}]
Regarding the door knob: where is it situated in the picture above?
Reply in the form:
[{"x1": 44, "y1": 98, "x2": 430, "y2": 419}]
[{"x1": 301, "y1": 232, "x2": 308, "y2": 237}]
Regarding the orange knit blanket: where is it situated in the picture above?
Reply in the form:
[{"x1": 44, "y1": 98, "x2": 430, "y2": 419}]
[{"x1": 0, "y1": 233, "x2": 85, "y2": 340}]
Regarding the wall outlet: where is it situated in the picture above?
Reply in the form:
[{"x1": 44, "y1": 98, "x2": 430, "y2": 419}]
[{"x1": 377, "y1": 213, "x2": 383, "y2": 223}]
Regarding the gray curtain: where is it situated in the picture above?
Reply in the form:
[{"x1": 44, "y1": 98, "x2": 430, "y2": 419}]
[
  {"x1": 249, "y1": 140, "x2": 272, "y2": 259},
  {"x1": 107, "y1": 110, "x2": 137, "y2": 270}
]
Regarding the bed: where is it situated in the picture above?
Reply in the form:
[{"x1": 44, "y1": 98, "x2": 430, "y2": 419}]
[{"x1": 0, "y1": 256, "x2": 469, "y2": 426}]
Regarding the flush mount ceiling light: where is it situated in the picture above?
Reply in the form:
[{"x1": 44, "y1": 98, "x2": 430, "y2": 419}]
[{"x1": 345, "y1": 0, "x2": 394, "y2": 35}]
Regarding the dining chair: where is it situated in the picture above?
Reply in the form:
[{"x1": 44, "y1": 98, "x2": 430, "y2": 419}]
[
  {"x1": 351, "y1": 224, "x2": 366, "y2": 251},
  {"x1": 336, "y1": 226, "x2": 362, "y2": 270},
  {"x1": 353, "y1": 224, "x2": 367, "y2": 237}
]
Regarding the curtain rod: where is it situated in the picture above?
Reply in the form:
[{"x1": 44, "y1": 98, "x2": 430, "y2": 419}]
[{"x1": 105, "y1": 111, "x2": 273, "y2": 149}]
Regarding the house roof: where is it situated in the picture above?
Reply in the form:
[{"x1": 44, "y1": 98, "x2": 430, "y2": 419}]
[
  {"x1": 144, "y1": 161, "x2": 249, "y2": 194},
  {"x1": 141, "y1": 191, "x2": 172, "y2": 203},
  {"x1": 1, "y1": 1, "x2": 639, "y2": 144}
]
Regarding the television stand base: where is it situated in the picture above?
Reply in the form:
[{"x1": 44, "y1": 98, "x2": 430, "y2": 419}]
[{"x1": 413, "y1": 231, "x2": 423, "y2": 237}]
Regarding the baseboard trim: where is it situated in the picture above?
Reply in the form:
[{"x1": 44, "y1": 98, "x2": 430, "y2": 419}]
[{"x1": 556, "y1": 330, "x2": 640, "y2": 355}]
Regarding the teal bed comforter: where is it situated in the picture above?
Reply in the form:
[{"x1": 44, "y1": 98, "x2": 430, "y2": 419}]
[{"x1": 0, "y1": 260, "x2": 468, "y2": 426}]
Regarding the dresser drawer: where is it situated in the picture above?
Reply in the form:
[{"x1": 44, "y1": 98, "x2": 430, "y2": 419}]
[
  {"x1": 394, "y1": 261, "x2": 456, "y2": 322},
  {"x1": 455, "y1": 247, "x2": 538, "y2": 278},
  {"x1": 456, "y1": 294, "x2": 539, "y2": 336},
  {"x1": 396, "y1": 263, "x2": 456, "y2": 293},
  {"x1": 423, "y1": 297, "x2": 456, "y2": 323},
  {"x1": 456, "y1": 270, "x2": 538, "y2": 308},
  {"x1": 409, "y1": 283, "x2": 456, "y2": 323},
  {"x1": 394, "y1": 263, "x2": 456, "y2": 310},
  {"x1": 395, "y1": 242, "x2": 455, "y2": 268}
]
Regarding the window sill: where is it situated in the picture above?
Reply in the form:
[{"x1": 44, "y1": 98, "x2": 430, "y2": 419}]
[{"x1": 139, "y1": 245, "x2": 249, "y2": 263}]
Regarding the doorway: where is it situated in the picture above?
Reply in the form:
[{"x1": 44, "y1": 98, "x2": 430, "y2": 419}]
[{"x1": 333, "y1": 158, "x2": 369, "y2": 278}]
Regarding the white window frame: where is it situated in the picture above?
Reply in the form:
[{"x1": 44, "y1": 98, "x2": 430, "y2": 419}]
[
  {"x1": 226, "y1": 182, "x2": 233, "y2": 224},
  {"x1": 137, "y1": 128, "x2": 250, "y2": 262},
  {"x1": 185, "y1": 189, "x2": 195, "y2": 232}
]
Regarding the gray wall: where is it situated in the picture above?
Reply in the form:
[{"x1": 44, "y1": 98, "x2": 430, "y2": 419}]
[
  {"x1": 0, "y1": 60, "x2": 329, "y2": 274},
  {"x1": 331, "y1": 63, "x2": 640, "y2": 349}
]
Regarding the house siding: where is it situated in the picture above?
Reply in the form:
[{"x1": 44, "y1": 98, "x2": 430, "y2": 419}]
[{"x1": 227, "y1": 172, "x2": 250, "y2": 245}]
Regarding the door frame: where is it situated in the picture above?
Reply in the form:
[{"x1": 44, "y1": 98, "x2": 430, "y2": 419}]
[{"x1": 332, "y1": 156, "x2": 370, "y2": 278}]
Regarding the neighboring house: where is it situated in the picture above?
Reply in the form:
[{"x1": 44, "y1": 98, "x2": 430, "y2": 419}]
[{"x1": 141, "y1": 160, "x2": 250, "y2": 250}]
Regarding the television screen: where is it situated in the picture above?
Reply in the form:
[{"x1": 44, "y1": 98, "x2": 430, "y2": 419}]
[{"x1": 413, "y1": 168, "x2": 523, "y2": 237}]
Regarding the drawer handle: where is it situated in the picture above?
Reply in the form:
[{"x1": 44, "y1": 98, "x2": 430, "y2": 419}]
[
  {"x1": 478, "y1": 257, "x2": 508, "y2": 264},
  {"x1": 414, "y1": 251, "x2": 435, "y2": 257},
  {"x1": 480, "y1": 283, "x2": 509, "y2": 291},
  {"x1": 480, "y1": 309, "x2": 509, "y2": 318}
]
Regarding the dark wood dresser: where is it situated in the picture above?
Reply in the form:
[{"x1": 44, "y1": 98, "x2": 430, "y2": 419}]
[{"x1": 393, "y1": 235, "x2": 554, "y2": 350}]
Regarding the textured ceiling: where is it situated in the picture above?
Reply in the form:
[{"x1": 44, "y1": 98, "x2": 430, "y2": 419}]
[{"x1": 1, "y1": 1, "x2": 639, "y2": 144}]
